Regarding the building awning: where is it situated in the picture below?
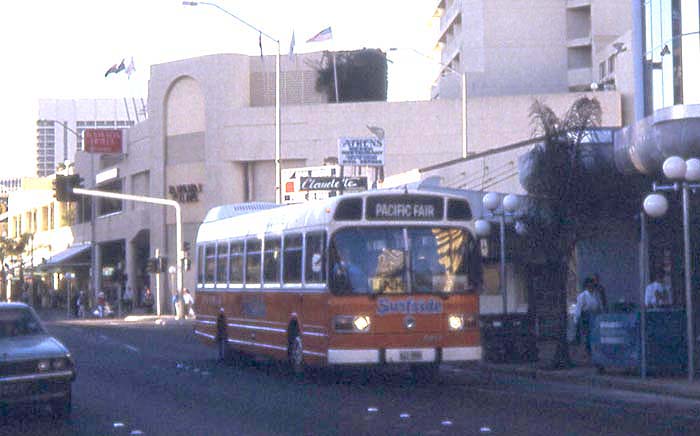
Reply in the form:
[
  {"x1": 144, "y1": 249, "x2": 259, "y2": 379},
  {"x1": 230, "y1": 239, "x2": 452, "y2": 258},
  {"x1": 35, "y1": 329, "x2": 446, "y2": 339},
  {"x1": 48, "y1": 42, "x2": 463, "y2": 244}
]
[{"x1": 40, "y1": 244, "x2": 91, "y2": 270}]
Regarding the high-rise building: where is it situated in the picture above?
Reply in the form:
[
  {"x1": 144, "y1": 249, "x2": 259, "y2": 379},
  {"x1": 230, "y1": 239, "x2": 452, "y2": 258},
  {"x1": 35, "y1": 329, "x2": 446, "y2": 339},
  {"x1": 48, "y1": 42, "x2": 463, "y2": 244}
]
[
  {"x1": 432, "y1": 0, "x2": 632, "y2": 99},
  {"x1": 36, "y1": 99, "x2": 146, "y2": 177},
  {"x1": 641, "y1": 0, "x2": 700, "y2": 115}
]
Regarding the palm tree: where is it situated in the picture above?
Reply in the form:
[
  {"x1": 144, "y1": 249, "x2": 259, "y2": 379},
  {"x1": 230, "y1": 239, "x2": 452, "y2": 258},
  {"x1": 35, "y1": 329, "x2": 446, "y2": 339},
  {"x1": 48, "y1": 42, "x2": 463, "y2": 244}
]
[{"x1": 527, "y1": 97, "x2": 602, "y2": 369}]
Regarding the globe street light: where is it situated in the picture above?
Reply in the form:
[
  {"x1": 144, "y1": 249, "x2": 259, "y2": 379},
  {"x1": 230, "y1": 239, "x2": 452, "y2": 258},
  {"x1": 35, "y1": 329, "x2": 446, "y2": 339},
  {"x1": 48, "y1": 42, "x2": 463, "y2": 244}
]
[
  {"x1": 183, "y1": 1, "x2": 282, "y2": 203},
  {"x1": 475, "y1": 193, "x2": 521, "y2": 314},
  {"x1": 643, "y1": 156, "x2": 700, "y2": 382}
]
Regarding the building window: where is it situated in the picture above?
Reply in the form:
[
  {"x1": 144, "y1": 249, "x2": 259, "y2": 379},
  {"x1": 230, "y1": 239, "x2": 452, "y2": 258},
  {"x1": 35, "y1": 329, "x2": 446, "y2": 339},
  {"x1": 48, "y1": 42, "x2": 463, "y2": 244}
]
[
  {"x1": 228, "y1": 241, "x2": 244, "y2": 285},
  {"x1": 97, "y1": 178, "x2": 123, "y2": 216}
]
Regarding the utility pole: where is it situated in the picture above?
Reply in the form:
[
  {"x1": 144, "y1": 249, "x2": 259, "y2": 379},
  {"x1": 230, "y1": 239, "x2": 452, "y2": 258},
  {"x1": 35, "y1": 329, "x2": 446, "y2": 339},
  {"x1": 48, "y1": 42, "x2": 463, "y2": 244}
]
[{"x1": 154, "y1": 248, "x2": 161, "y2": 316}]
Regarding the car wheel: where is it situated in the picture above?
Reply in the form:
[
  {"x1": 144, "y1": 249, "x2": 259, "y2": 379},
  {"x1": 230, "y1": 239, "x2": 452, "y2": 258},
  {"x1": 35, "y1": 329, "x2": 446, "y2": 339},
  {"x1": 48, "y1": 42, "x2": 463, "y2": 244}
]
[
  {"x1": 288, "y1": 332, "x2": 305, "y2": 377},
  {"x1": 51, "y1": 388, "x2": 72, "y2": 420},
  {"x1": 410, "y1": 363, "x2": 440, "y2": 382}
]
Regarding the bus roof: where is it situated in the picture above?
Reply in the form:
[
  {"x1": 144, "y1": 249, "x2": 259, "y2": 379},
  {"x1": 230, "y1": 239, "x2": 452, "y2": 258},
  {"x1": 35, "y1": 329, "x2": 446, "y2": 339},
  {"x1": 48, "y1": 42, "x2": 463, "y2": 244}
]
[{"x1": 196, "y1": 187, "x2": 474, "y2": 244}]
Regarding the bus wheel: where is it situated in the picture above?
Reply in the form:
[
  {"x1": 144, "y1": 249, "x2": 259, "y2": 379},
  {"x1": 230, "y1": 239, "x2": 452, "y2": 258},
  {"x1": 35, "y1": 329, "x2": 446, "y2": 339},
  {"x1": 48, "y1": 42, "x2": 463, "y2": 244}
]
[
  {"x1": 288, "y1": 333, "x2": 305, "y2": 376},
  {"x1": 410, "y1": 363, "x2": 440, "y2": 382}
]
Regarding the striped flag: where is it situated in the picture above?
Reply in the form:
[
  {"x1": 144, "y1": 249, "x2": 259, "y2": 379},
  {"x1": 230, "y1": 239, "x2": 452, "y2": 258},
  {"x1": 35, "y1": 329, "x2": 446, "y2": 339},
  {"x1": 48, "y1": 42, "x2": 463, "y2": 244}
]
[{"x1": 306, "y1": 26, "x2": 332, "y2": 43}]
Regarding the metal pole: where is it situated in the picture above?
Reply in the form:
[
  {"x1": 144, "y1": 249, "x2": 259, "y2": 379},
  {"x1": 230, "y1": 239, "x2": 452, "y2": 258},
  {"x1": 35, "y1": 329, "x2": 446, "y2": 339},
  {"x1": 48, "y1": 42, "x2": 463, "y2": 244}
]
[
  {"x1": 66, "y1": 276, "x2": 71, "y2": 319},
  {"x1": 639, "y1": 211, "x2": 648, "y2": 379},
  {"x1": 275, "y1": 42, "x2": 281, "y2": 204},
  {"x1": 682, "y1": 184, "x2": 694, "y2": 381},
  {"x1": 72, "y1": 188, "x2": 184, "y2": 310},
  {"x1": 500, "y1": 213, "x2": 507, "y2": 314},
  {"x1": 155, "y1": 248, "x2": 161, "y2": 317},
  {"x1": 461, "y1": 72, "x2": 467, "y2": 158}
]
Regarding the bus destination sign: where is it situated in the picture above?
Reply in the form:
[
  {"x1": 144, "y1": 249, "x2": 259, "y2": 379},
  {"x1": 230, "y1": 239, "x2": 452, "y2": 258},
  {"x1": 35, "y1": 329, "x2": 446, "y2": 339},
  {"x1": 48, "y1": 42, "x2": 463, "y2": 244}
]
[{"x1": 366, "y1": 196, "x2": 444, "y2": 221}]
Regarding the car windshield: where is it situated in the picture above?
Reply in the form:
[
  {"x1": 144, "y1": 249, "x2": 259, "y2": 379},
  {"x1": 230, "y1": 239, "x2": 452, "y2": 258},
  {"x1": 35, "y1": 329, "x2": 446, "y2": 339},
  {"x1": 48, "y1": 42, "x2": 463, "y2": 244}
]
[
  {"x1": 330, "y1": 227, "x2": 480, "y2": 295},
  {"x1": 0, "y1": 308, "x2": 45, "y2": 338}
]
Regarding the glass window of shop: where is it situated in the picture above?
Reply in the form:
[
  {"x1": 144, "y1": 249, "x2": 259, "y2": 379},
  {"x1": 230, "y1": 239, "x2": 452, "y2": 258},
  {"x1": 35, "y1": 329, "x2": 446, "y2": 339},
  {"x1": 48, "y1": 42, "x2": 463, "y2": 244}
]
[{"x1": 643, "y1": 0, "x2": 700, "y2": 114}]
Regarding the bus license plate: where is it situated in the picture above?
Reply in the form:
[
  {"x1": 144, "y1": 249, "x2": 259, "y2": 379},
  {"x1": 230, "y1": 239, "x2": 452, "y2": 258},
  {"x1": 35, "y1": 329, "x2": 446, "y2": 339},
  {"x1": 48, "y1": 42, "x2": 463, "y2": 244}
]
[{"x1": 399, "y1": 350, "x2": 423, "y2": 361}]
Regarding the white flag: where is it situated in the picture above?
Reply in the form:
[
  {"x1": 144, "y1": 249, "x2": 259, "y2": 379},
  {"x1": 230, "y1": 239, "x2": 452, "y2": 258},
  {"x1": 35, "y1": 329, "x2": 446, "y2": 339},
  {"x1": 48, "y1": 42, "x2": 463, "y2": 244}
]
[{"x1": 125, "y1": 57, "x2": 136, "y2": 79}]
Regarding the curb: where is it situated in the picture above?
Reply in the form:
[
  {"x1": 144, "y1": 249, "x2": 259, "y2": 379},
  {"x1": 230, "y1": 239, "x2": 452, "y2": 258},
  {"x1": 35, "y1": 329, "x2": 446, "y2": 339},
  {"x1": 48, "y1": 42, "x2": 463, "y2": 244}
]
[{"x1": 476, "y1": 363, "x2": 700, "y2": 401}]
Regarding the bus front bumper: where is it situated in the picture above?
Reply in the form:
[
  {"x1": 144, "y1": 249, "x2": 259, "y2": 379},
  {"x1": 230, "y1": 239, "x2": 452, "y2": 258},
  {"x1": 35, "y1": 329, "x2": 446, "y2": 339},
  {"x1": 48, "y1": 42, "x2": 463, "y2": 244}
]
[{"x1": 327, "y1": 346, "x2": 482, "y2": 365}]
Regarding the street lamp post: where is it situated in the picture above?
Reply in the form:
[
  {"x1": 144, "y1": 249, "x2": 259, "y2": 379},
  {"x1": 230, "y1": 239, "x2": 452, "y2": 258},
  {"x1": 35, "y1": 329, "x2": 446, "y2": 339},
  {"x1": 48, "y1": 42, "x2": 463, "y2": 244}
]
[
  {"x1": 643, "y1": 156, "x2": 700, "y2": 382},
  {"x1": 475, "y1": 193, "x2": 522, "y2": 314},
  {"x1": 388, "y1": 48, "x2": 467, "y2": 158},
  {"x1": 183, "y1": 1, "x2": 282, "y2": 203}
]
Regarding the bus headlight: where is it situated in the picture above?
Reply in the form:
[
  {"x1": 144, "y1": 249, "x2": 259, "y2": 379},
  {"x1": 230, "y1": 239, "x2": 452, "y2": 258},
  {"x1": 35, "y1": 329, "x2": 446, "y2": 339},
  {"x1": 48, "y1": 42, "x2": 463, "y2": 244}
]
[
  {"x1": 334, "y1": 315, "x2": 371, "y2": 333},
  {"x1": 448, "y1": 315, "x2": 464, "y2": 331}
]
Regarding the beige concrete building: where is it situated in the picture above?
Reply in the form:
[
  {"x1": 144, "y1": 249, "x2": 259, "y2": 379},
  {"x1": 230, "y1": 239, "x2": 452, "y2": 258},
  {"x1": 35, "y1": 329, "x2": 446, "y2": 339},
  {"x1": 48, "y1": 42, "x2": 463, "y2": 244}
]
[
  {"x1": 63, "y1": 50, "x2": 622, "y2": 314},
  {"x1": 433, "y1": 0, "x2": 632, "y2": 97}
]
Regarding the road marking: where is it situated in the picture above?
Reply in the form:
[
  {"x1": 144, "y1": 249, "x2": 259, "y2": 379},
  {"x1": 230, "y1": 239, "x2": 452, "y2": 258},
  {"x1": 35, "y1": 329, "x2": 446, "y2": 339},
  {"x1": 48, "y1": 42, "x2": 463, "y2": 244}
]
[
  {"x1": 480, "y1": 427, "x2": 492, "y2": 432},
  {"x1": 113, "y1": 422, "x2": 124, "y2": 427},
  {"x1": 367, "y1": 407, "x2": 379, "y2": 413},
  {"x1": 124, "y1": 344, "x2": 139, "y2": 353},
  {"x1": 441, "y1": 420, "x2": 453, "y2": 426},
  {"x1": 130, "y1": 431, "x2": 144, "y2": 435}
]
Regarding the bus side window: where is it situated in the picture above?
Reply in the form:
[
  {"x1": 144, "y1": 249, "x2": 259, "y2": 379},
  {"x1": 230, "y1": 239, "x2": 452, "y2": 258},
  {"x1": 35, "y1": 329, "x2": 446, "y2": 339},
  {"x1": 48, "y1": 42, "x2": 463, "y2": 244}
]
[
  {"x1": 229, "y1": 241, "x2": 244, "y2": 285},
  {"x1": 283, "y1": 234, "x2": 303, "y2": 284},
  {"x1": 305, "y1": 231, "x2": 326, "y2": 284},
  {"x1": 205, "y1": 244, "x2": 216, "y2": 283},
  {"x1": 246, "y1": 238, "x2": 262, "y2": 285},
  {"x1": 263, "y1": 237, "x2": 281, "y2": 284},
  {"x1": 216, "y1": 242, "x2": 228, "y2": 285}
]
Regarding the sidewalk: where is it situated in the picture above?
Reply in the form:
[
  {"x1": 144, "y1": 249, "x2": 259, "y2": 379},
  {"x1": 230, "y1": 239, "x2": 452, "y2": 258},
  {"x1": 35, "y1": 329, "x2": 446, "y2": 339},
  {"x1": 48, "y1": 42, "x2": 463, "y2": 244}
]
[
  {"x1": 474, "y1": 340, "x2": 700, "y2": 401},
  {"x1": 34, "y1": 306, "x2": 191, "y2": 324}
]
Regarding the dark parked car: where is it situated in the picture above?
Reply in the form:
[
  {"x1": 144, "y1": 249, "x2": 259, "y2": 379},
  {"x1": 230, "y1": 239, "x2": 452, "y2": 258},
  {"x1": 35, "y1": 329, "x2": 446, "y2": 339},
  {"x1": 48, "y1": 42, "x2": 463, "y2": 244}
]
[{"x1": 0, "y1": 302, "x2": 75, "y2": 418}]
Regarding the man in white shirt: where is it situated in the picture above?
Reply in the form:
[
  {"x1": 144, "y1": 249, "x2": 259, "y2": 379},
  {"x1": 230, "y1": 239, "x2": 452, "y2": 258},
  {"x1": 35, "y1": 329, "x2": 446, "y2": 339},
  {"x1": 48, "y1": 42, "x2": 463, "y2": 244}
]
[
  {"x1": 645, "y1": 269, "x2": 672, "y2": 308},
  {"x1": 574, "y1": 277, "x2": 602, "y2": 355}
]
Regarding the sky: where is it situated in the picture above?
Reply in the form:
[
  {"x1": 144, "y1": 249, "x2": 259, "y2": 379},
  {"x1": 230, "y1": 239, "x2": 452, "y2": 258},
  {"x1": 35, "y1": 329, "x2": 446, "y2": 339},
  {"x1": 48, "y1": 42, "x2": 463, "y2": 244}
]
[{"x1": 0, "y1": 0, "x2": 441, "y2": 178}]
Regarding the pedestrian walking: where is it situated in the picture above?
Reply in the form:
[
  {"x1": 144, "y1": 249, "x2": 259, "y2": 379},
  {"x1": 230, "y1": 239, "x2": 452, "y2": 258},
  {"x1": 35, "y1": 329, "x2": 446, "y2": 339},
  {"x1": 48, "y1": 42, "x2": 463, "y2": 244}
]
[
  {"x1": 172, "y1": 289, "x2": 181, "y2": 319},
  {"x1": 143, "y1": 287, "x2": 154, "y2": 314},
  {"x1": 123, "y1": 286, "x2": 134, "y2": 314},
  {"x1": 182, "y1": 288, "x2": 195, "y2": 319},
  {"x1": 574, "y1": 276, "x2": 602, "y2": 356},
  {"x1": 591, "y1": 273, "x2": 608, "y2": 313}
]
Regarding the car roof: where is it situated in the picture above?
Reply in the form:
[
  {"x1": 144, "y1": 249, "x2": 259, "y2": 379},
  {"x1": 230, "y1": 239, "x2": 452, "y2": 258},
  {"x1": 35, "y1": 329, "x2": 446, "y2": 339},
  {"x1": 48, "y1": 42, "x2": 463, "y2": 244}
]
[{"x1": 0, "y1": 302, "x2": 31, "y2": 309}]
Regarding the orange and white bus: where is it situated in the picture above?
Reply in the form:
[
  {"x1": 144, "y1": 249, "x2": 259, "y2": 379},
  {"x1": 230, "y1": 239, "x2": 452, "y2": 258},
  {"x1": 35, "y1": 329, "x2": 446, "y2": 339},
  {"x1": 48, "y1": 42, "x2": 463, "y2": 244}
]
[{"x1": 193, "y1": 188, "x2": 483, "y2": 379}]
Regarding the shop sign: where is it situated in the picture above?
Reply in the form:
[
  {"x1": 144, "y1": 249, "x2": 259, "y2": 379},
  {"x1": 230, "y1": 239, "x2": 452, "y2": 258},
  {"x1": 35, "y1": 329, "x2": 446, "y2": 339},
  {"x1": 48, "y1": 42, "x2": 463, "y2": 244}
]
[
  {"x1": 84, "y1": 129, "x2": 123, "y2": 154},
  {"x1": 338, "y1": 137, "x2": 384, "y2": 166},
  {"x1": 300, "y1": 176, "x2": 367, "y2": 191},
  {"x1": 168, "y1": 184, "x2": 203, "y2": 203}
]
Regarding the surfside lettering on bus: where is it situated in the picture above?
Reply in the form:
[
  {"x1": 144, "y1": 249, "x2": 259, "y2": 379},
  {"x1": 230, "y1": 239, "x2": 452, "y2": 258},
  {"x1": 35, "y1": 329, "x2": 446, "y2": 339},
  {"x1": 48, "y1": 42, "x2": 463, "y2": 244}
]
[
  {"x1": 366, "y1": 196, "x2": 444, "y2": 221},
  {"x1": 376, "y1": 297, "x2": 443, "y2": 316}
]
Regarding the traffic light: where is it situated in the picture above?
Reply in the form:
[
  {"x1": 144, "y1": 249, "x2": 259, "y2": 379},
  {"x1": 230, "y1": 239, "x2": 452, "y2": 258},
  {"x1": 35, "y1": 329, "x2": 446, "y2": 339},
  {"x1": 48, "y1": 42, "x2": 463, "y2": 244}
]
[
  {"x1": 146, "y1": 258, "x2": 157, "y2": 274},
  {"x1": 157, "y1": 256, "x2": 167, "y2": 273},
  {"x1": 53, "y1": 174, "x2": 84, "y2": 202}
]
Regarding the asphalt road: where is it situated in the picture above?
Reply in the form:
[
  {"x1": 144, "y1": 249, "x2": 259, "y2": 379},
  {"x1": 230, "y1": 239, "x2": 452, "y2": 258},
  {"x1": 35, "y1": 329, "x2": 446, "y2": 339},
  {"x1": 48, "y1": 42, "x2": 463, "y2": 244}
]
[{"x1": 2, "y1": 318, "x2": 700, "y2": 436}]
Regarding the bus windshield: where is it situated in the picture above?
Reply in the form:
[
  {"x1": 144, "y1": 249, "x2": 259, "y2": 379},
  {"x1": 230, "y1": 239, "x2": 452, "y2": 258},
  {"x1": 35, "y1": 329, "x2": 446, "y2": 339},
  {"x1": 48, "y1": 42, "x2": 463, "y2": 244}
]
[{"x1": 330, "y1": 227, "x2": 479, "y2": 295}]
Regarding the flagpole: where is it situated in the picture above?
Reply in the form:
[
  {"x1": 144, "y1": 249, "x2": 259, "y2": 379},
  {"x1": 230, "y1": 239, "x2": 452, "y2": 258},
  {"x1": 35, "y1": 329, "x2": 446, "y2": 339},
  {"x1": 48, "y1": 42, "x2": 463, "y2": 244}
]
[
  {"x1": 275, "y1": 41, "x2": 281, "y2": 204},
  {"x1": 183, "y1": 1, "x2": 282, "y2": 203}
]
